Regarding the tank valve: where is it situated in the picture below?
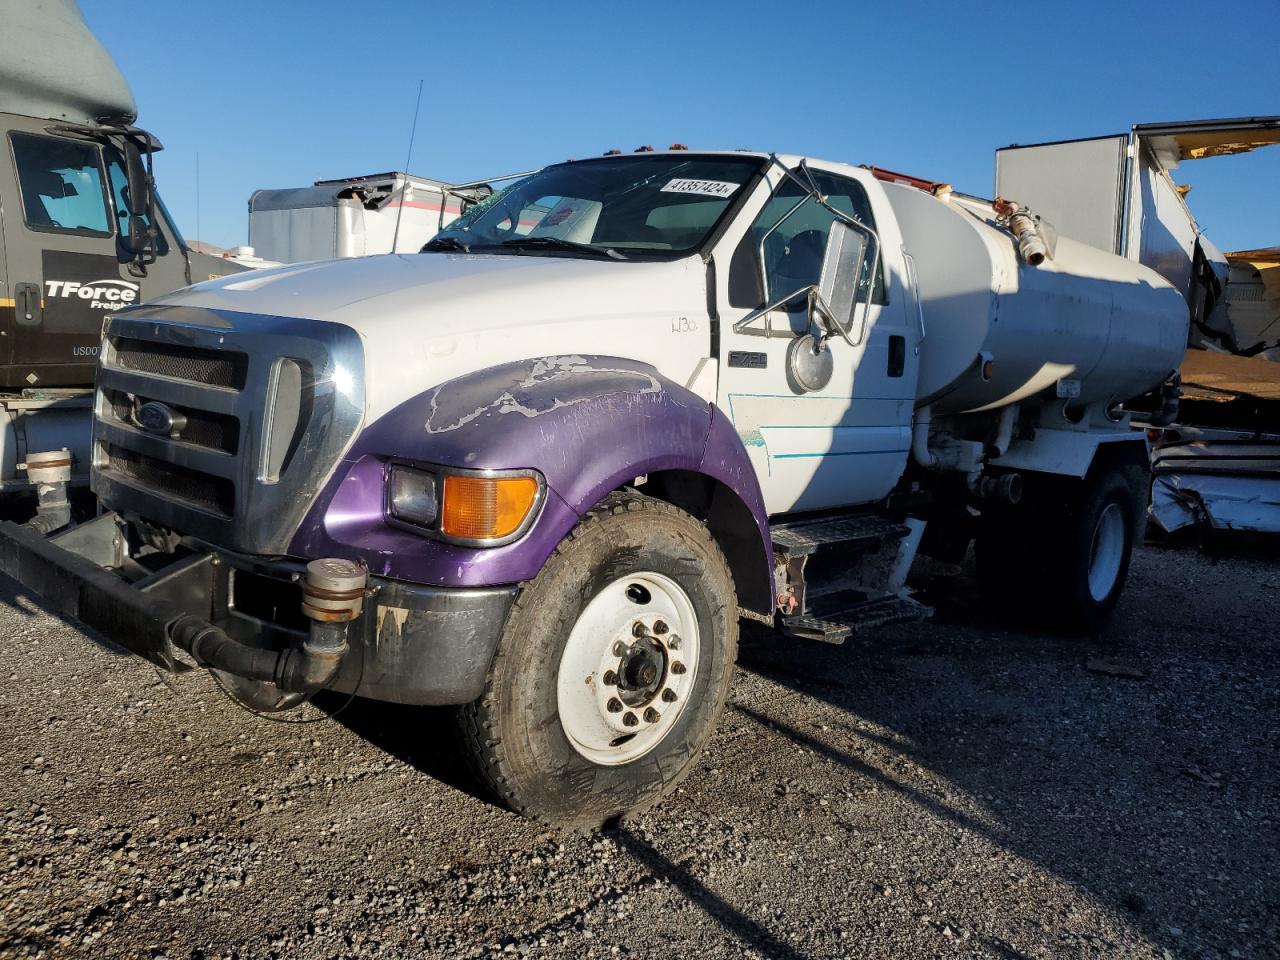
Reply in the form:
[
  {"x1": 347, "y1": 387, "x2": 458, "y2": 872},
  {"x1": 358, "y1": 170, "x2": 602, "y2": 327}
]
[
  {"x1": 993, "y1": 197, "x2": 1049, "y2": 266},
  {"x1": 22, "y1": 449, "x2": 73, "y2": 536}
]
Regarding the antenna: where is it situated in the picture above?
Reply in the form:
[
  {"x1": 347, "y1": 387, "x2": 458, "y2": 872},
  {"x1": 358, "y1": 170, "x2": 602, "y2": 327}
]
[{"x1": 392, "y1": 79, "x2": 425, "y2": 255}]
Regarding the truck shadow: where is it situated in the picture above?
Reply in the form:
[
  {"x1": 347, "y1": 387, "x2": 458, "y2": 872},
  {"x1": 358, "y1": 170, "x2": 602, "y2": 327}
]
[
  {"x1": 610, "y1": 825, "x2": 817, "y2": 960},
  {"x1": 733, "y1": 551, "x2": 1278, "y2": 956},
  {"x1": 317, "y1": 696, "x2": 496, "y2": 805}
]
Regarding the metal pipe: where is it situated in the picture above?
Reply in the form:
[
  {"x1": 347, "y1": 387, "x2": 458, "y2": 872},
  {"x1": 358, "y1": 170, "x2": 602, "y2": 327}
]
[
  {"x1": 1009, "y1": 213, "x2": 1047, "y2": 266},
  {"x1": 990, "y1": 404, "x2": 1018, "y2": 458},
  {"x1": 22, "y1": 449, "x2": 72, "y2": 536},
  {"x1": 912, "y1": 405, "x2": 938, "y2": 469},
  {"x1": 172, "y1": 615, "x2": 351, "y2": 693}
]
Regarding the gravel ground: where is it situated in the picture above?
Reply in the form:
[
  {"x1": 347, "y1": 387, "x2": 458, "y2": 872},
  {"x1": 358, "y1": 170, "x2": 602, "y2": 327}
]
[{"x1": 1, "y1": 542, "x2": 1277, "y2": 960}]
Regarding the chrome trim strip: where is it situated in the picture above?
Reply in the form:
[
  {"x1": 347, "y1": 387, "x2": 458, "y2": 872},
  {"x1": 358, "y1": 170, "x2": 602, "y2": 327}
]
[{"x1": 96, "y1": 367, "x2": 241, "y2": 415}]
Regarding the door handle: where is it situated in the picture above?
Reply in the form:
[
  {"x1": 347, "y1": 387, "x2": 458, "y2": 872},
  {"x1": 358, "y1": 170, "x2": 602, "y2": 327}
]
[{"x1": 15, "y1": 282, "x2": 42, "y2": 328}]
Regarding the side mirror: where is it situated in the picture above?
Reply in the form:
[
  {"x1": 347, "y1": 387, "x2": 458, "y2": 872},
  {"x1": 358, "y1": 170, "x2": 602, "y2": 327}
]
[
  {"x1": 809, "y1": 219, "x2": 866, "y2": 341},
  {"x1": 120, "y1": 139, "x2": 154, "y2": 257}
]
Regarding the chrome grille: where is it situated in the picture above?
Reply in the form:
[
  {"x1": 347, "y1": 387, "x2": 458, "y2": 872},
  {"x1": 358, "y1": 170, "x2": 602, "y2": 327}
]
[
  {"x1": 102, "y1": 388, "x2": 240, "y2": 455},
  {"x1": 92, "y1": 310, "x2": 365, "y2": 555},
  {"x1": 104, "y1": 444, "x2": 235, "y2": 517},
  {"x1": 113, "y1": 337, "x2": 249, "y2": 389}
]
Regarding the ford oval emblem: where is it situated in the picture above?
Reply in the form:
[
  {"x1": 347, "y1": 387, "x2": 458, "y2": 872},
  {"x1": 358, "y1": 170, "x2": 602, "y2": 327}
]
[{"x1": 135, "y1": 400, "x2": 185, "y2": 438}]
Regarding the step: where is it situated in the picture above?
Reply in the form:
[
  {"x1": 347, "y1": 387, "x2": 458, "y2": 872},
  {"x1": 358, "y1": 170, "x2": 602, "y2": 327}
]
[
  {"x1": 777, "y1": 615, "x2": 852, "y2": 645},
  {"x1": 809, "y1": 592, "x2": 933, "y2": 632},
  {"x1": 770, "y1": 514, "x2": 910, "y2": 558}
]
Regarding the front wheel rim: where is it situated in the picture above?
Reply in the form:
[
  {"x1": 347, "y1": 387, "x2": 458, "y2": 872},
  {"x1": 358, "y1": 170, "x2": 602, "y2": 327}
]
[
  {"x1": 556, "y1": 571, "x2": 701, "y2": 766},
  {"x1": 1088, "y1": 502, "x2": 1126, "y2": 602}
]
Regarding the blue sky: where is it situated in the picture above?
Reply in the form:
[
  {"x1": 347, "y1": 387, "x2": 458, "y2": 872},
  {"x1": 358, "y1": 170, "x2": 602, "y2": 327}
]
[{"x1": 83, "y1": 0, "x2": 1279, "y2": 252}]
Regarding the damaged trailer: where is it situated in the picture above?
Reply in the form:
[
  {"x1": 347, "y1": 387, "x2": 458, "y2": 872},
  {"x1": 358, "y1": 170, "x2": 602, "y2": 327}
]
[
  {"x1": 995, "y1": 116, "x2": 1280, "y2": 538},
  {"x1": 247, "y1": 170, "x2": 529, "y2": 265}
]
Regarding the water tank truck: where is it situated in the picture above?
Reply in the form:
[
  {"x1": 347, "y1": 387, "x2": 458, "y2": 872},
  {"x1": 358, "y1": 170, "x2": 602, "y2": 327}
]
[{"x1": 0, "y1": 148, "x2": 1187, "y2": 827}]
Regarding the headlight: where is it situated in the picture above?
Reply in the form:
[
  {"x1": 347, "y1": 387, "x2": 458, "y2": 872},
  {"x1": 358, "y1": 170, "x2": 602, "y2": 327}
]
[
  {"x1": 386, "y1": 463, "x2": 544, "y2": 547},
  {"x1": 388, "y1": 465, "x2": 439, "y2": 527}
]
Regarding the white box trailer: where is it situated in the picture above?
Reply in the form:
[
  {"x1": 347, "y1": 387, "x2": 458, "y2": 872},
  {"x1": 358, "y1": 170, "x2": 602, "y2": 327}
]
[{"x1": 247, "y1": 171, "x2": 483, "y2": 263}]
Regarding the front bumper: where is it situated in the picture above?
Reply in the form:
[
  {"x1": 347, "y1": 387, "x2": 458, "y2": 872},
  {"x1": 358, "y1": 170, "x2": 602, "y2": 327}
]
[{"x1": 0, "y1": 514, "x2": 516, "y2": 706}]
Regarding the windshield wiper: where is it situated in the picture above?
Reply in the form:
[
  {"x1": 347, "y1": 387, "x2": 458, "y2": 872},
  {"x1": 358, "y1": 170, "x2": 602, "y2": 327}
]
[
  {"x1": 500, "y1": 236, "x2": 626, "y2": 260},
  {"x1": 423, "y1": 235, "x2": 471, "y2": 253}
]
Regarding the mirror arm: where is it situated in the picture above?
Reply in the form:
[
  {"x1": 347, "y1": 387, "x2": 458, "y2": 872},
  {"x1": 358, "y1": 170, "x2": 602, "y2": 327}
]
[
  {"x1": 733, "y1": 284, "x2": 820, "y2": 338},
  {"x1": 808, "y1": 289, "x2": 854, "y2": 347}
]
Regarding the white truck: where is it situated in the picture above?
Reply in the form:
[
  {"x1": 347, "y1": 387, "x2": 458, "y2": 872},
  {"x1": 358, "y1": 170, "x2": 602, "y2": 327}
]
[{"x1": 0, "y1": 149, "x2": 1187, "y2": 827}]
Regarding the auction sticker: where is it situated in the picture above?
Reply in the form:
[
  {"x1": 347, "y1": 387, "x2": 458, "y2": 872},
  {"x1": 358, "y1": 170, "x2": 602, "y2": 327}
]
[{"x1": 660, "y1": 178, "x2": 740, "y2": 198}]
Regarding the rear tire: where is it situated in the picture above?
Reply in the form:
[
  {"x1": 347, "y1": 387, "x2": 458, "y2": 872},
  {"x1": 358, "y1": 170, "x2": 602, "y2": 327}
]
[
  {"x1": 977, "y1": 465, "x2": 1145, "y2": 635},
  {"x1": 457, "y1": 491, "x2": 738, "y2": 829}
]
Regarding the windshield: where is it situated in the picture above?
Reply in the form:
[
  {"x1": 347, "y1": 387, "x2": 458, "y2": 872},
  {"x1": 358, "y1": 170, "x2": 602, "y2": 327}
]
[{"x1": 426, "y1": 154, "x2": 764, "y2": 259}]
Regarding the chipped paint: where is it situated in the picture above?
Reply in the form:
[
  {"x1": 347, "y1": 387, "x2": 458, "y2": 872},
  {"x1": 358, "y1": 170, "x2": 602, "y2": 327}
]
[
  {"x1": 378, "y1": 604, "x2": 412, "y2": 635},
  {"x1": 423, "y1": 355, "x2": 665, "y2": 434}
]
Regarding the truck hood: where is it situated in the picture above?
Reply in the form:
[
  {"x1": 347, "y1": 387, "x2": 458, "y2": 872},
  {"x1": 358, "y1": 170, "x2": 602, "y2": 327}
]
[{"x1": 148, "y1": 252, "x2": 709, "y2": 421}]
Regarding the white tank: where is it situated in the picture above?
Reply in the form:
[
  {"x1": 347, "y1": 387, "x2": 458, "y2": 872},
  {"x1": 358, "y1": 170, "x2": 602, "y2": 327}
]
[{"x1": 882, "y1": 182, "x2": 1189, "y2": 415}]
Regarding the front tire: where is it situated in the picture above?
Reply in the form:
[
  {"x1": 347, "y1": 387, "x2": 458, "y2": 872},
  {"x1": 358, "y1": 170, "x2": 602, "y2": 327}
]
[{"x1": 457, "y1": 492, "x2": 738, "y2": 829}]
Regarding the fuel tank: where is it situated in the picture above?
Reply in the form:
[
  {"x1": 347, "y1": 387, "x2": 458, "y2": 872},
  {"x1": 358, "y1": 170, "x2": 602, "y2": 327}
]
[{"x1": 882, "y1": 182, "x2": 1189, "y2": 415}]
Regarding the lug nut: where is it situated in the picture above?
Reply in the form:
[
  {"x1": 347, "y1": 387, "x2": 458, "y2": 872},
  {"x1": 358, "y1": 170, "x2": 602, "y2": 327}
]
[
  {"x1": 643, "y1": 707, "x2": 661, "y2": 723},
  {"x1": 632, "y1": 621, "x2": 648, "y2": 638},
  {"x1": 667, "y1": 634, "x2": 681, "y2": 651},
  {"x1": 652, "y1": 619, "x2": 669, "y2": 635},
  {"x1": 623, "y1": 712, "x2": 639, "y2": 727},
  {"x1": 661, "y1": 688, "x2": 677, "y2": 703},
  {"x1": 670, "y1": 661, "x2": 687, "y2": 675},
  {"x1": 606, "y1": 697, "x2": 623, "y2": 713},
  {"x1": 602, "y1": 670, "x2": 618, "y2": 686},
  {"x1": 613, "y1": 641, "x2": 629, "y2": 657}
]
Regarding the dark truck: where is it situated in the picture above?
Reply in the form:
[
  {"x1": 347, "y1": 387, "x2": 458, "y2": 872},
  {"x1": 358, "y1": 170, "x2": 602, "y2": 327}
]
[{"x1": 0, "y1": 0, "x2": 242, "y2": 507}]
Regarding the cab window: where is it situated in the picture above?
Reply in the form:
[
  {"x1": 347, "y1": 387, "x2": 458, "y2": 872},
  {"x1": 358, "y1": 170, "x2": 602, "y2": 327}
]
[
  {"x1": 10, "y1": 132, "x2": 112, "y2": 236},
  {"x1": 732, "y1": 170, "x2": 885, "y2": 309}
]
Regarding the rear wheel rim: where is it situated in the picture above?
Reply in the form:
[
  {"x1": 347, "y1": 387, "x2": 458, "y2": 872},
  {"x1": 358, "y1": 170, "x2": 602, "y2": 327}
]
[
  {"x1": 1088, "y1": 502, "x2": 1126, "y2": 602},
  {"x1": 556, "y1": 571, "x2": 700, "y2": 766}
]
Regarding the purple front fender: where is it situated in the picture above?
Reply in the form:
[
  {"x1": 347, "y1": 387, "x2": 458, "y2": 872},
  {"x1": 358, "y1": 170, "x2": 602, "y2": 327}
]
[{"x1": 289, "y1": 356, "x2": 774, "y2": 616}]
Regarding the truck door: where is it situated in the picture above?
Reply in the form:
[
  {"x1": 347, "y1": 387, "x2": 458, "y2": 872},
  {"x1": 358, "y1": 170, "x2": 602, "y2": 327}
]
[
  {"x1": 0, "y1": 121, "x2": 167, "y2": 388},
  {"x1": 716, "y1": 166, "x2": 918, "y2": 515}
]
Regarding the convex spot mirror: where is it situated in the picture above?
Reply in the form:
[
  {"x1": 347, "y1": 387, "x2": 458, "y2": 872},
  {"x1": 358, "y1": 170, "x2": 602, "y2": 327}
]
[{"x1": 809, "y1": 219, "x2": 866, "y2": 342}]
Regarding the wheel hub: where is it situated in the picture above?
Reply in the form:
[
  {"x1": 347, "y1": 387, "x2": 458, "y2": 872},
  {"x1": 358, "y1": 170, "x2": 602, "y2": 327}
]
[
  {"x1": 1088, "y1": 502, "x2": 1126, "y2": 603},
  {"x1": 617, "y1": 636, "x2": 666, "y2": 706},
  {"x1": 556, "y1": 572, "x2": 701, "y2": 766}
]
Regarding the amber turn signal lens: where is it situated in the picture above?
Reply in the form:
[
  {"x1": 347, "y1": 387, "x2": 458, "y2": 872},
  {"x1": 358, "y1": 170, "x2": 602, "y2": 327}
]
[{"x1": 440, "y1": 475, "x2": 539, "y2": 541}]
